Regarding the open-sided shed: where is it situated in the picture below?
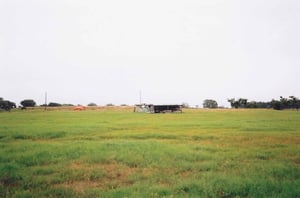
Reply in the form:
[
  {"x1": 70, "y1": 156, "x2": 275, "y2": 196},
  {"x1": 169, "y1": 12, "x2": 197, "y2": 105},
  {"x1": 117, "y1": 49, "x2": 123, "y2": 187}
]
[{"x1": 134, "y1": 104, "x2": 182, "y2": 113}]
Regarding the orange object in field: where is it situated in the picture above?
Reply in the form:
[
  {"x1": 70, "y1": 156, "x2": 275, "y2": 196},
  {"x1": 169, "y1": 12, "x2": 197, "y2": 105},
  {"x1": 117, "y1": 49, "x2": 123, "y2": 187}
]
[{"x1": 73, "y1": 106, "x2": 86, "y2": 111}]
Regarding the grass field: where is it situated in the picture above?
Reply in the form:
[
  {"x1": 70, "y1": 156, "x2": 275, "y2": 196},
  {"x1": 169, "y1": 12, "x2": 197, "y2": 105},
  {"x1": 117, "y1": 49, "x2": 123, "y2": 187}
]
[{"x1": 0, "y1": 107, "x2": 299, "y2": 197}]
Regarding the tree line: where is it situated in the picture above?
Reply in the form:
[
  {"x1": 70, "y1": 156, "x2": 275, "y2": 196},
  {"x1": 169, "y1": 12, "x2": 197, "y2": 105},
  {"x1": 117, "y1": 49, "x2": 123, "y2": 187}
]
[
  {"x1": 1, "y1": 96, "x2": 299, "y2": 111},
  {"x1": 0, "y1": 98, "x2": 101, "y2": 112},
  {"x1": 202, "y1": 96, "x2": 300, "y2": 110},
  {"x1": 227, "y1": 96, "x2": 300, "y2": 110},
  {"x1": 0, "y1": 98, "x2": 36, "y2": 111}
]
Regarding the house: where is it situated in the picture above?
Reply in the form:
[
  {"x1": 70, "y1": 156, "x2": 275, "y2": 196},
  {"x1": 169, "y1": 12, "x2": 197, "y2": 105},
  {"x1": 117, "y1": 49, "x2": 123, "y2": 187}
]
[{"x1": 134, "y1": 104, "x2": 182, "y2": 113}]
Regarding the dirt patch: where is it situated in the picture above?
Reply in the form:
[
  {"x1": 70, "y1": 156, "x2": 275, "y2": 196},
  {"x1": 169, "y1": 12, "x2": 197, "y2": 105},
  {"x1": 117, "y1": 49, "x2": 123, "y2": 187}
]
[
  {"x1": 57, "y1": 181, "x2": 100, "y2": 193},
  {"x1": 0, "y1": 176, "x2": 19, "y2": 188},
  {"x1": 55, "y1": 162, "x2": 149, "y2": 192},
  {"x1": 180, "y1": 170, "x2": 196, "y2": 178}
]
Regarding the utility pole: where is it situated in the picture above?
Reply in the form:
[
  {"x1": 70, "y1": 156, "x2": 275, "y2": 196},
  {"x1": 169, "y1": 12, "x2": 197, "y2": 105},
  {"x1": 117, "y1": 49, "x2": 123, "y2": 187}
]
[
  {"x1": 44, "y1": 92, "x2": 47, "y2": 111},
  {"x1": 139, "y1": 90, "x2": 142, "y2": 104}
]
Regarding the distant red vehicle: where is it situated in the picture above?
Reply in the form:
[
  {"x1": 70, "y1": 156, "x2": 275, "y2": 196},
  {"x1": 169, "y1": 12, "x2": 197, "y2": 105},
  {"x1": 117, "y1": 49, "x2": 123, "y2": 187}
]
[{"x1": 73, "y1": 106, "x2": 86, "y2": 111}]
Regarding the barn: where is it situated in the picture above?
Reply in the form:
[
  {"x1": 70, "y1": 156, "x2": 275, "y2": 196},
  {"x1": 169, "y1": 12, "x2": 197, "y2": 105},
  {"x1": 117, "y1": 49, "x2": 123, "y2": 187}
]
[{"x1": 134, "y1": 104, "x2": 182, "y2": 113}]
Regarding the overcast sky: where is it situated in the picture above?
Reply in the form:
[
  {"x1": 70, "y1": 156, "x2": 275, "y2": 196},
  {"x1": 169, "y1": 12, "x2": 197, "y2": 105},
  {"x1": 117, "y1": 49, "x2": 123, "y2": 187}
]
[{"x1": 1, "y1": 0, "x2": 299, "y2": 107}]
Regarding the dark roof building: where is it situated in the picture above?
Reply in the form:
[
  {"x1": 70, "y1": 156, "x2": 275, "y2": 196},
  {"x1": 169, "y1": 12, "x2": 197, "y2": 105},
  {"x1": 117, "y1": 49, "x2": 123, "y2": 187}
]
[{"x1": 134, "y1": 104, "x2": 182, "y2": 113}]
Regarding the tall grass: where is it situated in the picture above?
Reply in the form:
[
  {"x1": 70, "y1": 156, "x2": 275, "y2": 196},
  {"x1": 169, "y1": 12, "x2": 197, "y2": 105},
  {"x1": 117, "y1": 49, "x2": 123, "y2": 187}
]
[{"x1": 0, "y1": 108, "x2": 299, "y2": 197}]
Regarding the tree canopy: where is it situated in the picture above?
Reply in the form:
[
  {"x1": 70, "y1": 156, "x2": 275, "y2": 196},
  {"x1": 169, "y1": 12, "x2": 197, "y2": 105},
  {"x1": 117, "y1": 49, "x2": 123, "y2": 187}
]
[
  {"x1": 48, "y1": 102, "x2": 62, "y2": 107},
  {"x1": 0, "y1": 98, "x2": 16, "y2": 111},
  {"x1": 203, "y1": 99, "x2": 218, "y2": 108},
  {"x1": 20, "y1": 99, "x2": 36, "y2": 108}
]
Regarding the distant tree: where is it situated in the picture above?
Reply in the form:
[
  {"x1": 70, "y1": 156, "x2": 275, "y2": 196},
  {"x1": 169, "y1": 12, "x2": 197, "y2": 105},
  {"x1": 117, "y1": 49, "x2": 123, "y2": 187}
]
[
  {"x1": 62, "y1": 104, "x2": 74, "y2": 106},
  {"x1": 48, "y1": 102, "x2": 62, "y2": 107},
  {"x1": 20, "y1": 99, "x2": 36, "y2": 108},
  {"x1": 271, "y1": 99, "x2": 282, "y2": 110},
  {"x1": 203, "y1": 99, "x2": 218, "y2": 108},
  {"x1": 280, "y1": 96, "x2": 290, "y2": 109},
  {"x1": 245, "y1": 101, "x2": 257, "y2": 108},
  {"x1": 228, "y1": 98, "x2": 247, "y2": 108},
  {"x1": 289, "y1": 96, "x2": 300, "y2": 110},
  {"x1": 87, "y1": 103, "x2": 97, "y2": 107},
  {"x1": 0, "y1": 98, "x2": 16, "y2": 111},
  {"x1": 228, "y1": 98, "x2": 239, "y2": 108},
  {"x1": 246, "y1": 101, "x2": 271, "y2": 108},
  {"x1": 106, "y1": 103, "x2": 114, "y2": 107},
  {"x1": 238, "y1": 98, "x2": 248, "y2": 108}
]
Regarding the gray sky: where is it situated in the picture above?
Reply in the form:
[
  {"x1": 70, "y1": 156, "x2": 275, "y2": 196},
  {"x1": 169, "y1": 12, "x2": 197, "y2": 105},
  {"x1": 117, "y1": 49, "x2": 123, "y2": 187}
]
[{"x1": 1, "y1": 0, "x2": 299, "y2": 107}]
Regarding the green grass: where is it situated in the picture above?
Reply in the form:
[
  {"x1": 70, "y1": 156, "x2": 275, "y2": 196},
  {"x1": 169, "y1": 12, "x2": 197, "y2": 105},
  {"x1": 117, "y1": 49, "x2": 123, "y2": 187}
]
[{"x1": 0, "y1": 108, "x2": 299, "y2": 197}]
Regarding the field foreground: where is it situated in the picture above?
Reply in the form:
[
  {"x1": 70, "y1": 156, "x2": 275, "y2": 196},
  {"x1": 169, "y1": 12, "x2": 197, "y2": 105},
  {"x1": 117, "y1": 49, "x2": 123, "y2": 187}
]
[{"x1": 0, "y1": 108, "x2": 299, "y2": 197}]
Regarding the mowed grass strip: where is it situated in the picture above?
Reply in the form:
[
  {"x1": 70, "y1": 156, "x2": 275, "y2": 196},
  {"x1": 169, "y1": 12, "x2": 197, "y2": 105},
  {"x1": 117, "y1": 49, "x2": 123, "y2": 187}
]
[{"x1": 0, "y1": 108, "x2": 299, "y2": 197}]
